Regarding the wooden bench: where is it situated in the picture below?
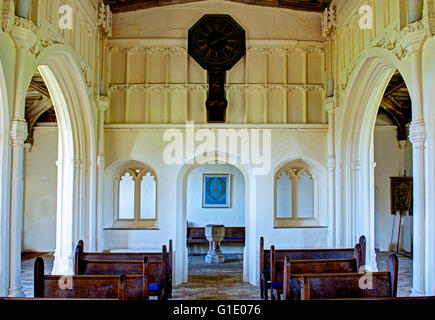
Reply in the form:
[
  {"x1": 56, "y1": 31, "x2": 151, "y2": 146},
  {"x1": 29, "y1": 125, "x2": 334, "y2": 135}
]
[
  {"x1": 279, "y1": 254, "x2": 398, "y2": 300},
  {"x1": 269, "y1": 257, "x2": 359, "y2": 300},
  {"x1": 34, "y1": 256, "x2": 127, "y2": 299},
  {"x1": 259, "y1": 235, "x2": 366, "y2": 299},
  {"x1": 187, "y1": 227, "x2": 245, "y2": 244},
  {"x1": 75, "y1": 243, "x2": 168, "y2": 299}
]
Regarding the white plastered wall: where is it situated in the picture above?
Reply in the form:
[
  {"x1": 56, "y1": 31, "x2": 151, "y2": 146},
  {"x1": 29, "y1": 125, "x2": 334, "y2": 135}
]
[
  {"x1": 374, "y1": 122, "x2": 413, "y2": 253},
  {"x1": 23, "y1": 125, "x2": 58, "y2": 252},
  {"x1": 102, "y1": 127, "x2": 329, "y2": 285}
]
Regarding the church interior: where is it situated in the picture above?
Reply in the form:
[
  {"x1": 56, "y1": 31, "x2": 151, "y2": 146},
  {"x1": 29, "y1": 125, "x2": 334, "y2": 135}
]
[{"x1": 1, "y1": 0, "x2": 435, "y2": 303}]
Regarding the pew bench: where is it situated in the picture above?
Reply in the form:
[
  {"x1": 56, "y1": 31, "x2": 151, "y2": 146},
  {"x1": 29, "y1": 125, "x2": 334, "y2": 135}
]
[
  {"x1": 34, "y1": 257, "x2": 127, "y2": 299},
  {"x1": 260, "y1": 235, "x2": 366, "y2": 300},
  {"x1": 269, "y1": 257, "x2": 359, "y2": 300},
  {"x1": 75, "y1": 242, "x2": 169, "y2": 300},
  {"x1": 277, "y1": 254, "x2": 399, "y2": 300}
]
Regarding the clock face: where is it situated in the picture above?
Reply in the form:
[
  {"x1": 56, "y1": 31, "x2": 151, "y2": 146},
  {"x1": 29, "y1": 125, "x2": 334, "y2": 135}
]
[{"x1": 188, "y1": 15, "x2": 246, "y2": 70}]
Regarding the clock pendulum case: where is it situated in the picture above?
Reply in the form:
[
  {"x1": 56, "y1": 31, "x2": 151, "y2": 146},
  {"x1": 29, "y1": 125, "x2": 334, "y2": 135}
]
[{"x1": 188, "y1": 14, "x2": 246, "y2": 123}]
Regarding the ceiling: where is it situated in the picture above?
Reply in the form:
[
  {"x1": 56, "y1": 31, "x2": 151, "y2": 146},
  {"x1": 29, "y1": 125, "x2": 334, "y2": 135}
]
[
  {"x1": 25, "y1": 70, "x2": 56, "y2": 145},
  {"x1": 378, "y1": 71, "x2": 411, "y2": 141},
  {"x1": 103, "y1": 0, "x2": 332, "y2": 13}
]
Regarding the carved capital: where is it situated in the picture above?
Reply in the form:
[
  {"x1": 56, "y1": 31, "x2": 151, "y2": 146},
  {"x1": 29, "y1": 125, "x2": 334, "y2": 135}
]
[
  {"x1": 324, "y1": 96, "x2": 337, "y2": 114},
  {"x1": 408, "y1": 120, "x2": 426, "y2": 147},
  {"x1": 10, "y1": 17, "x2": 37, "y2": 50},
  {"x1": 10, "y1": 119, "x2": 28, "y2": 146},
  {"x1": 95, "y1": 95, "x2": 110, "y2": 112}
]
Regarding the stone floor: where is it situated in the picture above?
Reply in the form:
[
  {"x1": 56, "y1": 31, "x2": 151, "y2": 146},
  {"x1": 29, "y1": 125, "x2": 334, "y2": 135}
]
[
  {"x1": 375, "y1": 251, "x2": 412, "y2": 297},
  {"x1": 172, "y1": 254, "x2": 259, "y2": 300},
  {"x1": 20, "y1": 251, "x2": 413, "y2": 299}
]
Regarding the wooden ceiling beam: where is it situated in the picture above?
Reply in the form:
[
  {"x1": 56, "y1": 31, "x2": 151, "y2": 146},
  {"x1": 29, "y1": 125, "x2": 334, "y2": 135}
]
[
  {"x1": 29, "y1": 80, "x2": 50, "y2": 98},
  {"x1": 384, "y1": 81, "x2": 407, "y2": 97},
  {"x1": 104, "y1": 0, "x2": 331, "y2": 13}
]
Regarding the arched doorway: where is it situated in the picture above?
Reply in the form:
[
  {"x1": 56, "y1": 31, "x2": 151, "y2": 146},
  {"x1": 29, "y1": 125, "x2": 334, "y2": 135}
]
[
  {"x1": 186, "y1": 162, "x2": 245, "y2": 276},
  {"x1": 175, "y1": 153, "x2": 255, "y2": 286},
  {"x1": 337, "y1": 48, "x2": 424, "y2": 295},
  {"x1": 34, "y1": 50, "x2": 97, "y2": 275},
  {"x1": 373, "y1": 71, "x2": 413, "y2": 296}
]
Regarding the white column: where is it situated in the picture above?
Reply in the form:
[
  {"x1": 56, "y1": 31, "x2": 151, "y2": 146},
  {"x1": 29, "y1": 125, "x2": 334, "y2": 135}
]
[
  {"x1": 325, "y1": 97, "x2": 337, "y2": 247},
  {"x1": 402, "y1": 33, "x2": 426, "y2": 296},
  {"x1": 8, "y1": 19, "x2": 36, "y2": 297},
  {"x1": 95, "y1": 95, "x2": 109, "y2": 251},
  {"x1": 8, "y1": 120, "x2": 27, "y2": 297},
  {"x1": 52, "y1": 159, "x2": 82, "y2": 275},
  {"x1": 350, "y1": 161, "x2": 363, "y2": 246},
  {"x1": 409, "y1": 121, "x2": 426, "y2": 296}
]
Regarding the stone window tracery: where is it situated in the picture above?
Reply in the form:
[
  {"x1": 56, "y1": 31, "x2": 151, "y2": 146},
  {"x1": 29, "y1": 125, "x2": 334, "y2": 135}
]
[
  {"x1": 274, "y1": 162, "x2": 319, "y2": 227},
  {"x1": 113, "y1": 165, "x2": 158, "y2": 228}
]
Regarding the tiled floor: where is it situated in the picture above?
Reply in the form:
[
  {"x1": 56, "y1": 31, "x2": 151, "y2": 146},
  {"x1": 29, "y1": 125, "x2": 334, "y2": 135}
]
[
  {"x1": 20, "y1": 251, "x2": 413, "y2": 299},
  {"x1": 172, "y1": 254, "x2": 259, "y2": 300},
  {"x1": 375, "y1": 251, "x2": 412, "y2": 297}
]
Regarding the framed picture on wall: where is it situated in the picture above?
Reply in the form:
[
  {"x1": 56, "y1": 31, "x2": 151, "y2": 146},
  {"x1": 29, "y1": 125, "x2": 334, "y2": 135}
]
[{"x1": 202, "y1": 174, "x2": 231, "y2": 208}]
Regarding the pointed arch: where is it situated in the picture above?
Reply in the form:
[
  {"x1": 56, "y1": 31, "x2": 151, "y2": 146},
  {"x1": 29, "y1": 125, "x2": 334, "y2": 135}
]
[{"x1": 34, "y1": 48, "x2": 97, "y2": 274}]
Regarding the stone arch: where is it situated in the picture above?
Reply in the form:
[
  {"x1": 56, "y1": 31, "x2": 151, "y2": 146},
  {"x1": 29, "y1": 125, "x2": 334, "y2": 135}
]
[
  {"x1": 33, "y1": 48, "x2": 96, "y2": 274},
  {"x1": 336, "y1": 47, "x2": 413, "y2": 274},
  {"x1": 175, "y1": 152, "x2": 256, "y2": 285}
]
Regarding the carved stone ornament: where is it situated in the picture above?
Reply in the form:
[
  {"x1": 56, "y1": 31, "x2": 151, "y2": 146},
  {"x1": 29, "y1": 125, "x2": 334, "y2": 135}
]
[
  {"x1": 2, "y1": 0, "x2": 15, "y2": 32},
  {"x1": 321, "y1": 5, "x2": 337, "y2": 38},
  {"x1": 97, "y1": 2, "x2": 112, "y2": 37}
]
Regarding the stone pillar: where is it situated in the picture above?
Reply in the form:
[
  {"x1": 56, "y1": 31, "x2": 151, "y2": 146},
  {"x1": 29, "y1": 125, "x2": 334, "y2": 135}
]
[
  {"x1": 95, "y1": 95, "x2": 109, "y2": 251},
  {"x1": 8, "y1": 18, "x2": 36, "y2": 297},
  {"x1": 205, "y1": 224, "x2": 225, "y2": 264},
  {"x1": 52, "y1": 159, "x2": 82, "y2": 275},
  {"x1": 401, "y1": 29, "x2": 426, "y2": 296},
  {"x1": 409, "y1": 121, "x2": 426, "y2": 296},
  {"x1": 325, "y1": 97, "x2": 337, "y2": 247}
]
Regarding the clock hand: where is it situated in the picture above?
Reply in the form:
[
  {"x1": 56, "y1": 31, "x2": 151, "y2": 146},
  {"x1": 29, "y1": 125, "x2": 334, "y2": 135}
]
[{"x1": 210, "y1": 36, "x2": 226, "y2": 45}]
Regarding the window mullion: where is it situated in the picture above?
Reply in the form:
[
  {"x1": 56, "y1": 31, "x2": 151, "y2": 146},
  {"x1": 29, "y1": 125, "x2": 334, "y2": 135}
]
[
  {"x1": 292, "y1": 175, "x2": 298, "y2": 219},
  {"x1": 135, "y1": 176, "x2": 141, "y2": 221}
]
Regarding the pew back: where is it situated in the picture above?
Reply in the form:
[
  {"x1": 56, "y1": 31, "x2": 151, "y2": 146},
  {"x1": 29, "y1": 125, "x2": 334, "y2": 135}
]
[
  {"x1": 259, "y1": 235, "x2": 366, "y2": 299},
  {"x1": 75, "y1": 240, "x2": 172, "y2": 276},
  {"x1": 272, "y1": 258, "x2": 358, "y2": 284},
  {"x1": 283, "y1": 254, "x2": 399, "y2": 300},
  {"x1": 34, "y1": 257, "x2": 126, "y2": 299},
  {"x1": 297, "y1": 272, "x2": 393, "y2": 300}
]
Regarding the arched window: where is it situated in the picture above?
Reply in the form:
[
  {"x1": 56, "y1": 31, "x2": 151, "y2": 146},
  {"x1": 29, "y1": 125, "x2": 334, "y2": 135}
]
[
  {"x1": 113, "y1": 165, "x2": 158, "y2": 228},
  {"x1": 274, "y1": 162, "x2": 318, "y2": 227}
]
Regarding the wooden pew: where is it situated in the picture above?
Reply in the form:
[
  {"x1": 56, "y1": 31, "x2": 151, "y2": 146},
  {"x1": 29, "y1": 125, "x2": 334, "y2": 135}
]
[
  {"x1": 187, "y1": 227, "x2": 245, "y2": 244},
  {"x1": 270, "y1": 257, "x2": 359, "y2": 300},
  {"x1": 281, "y1": 254, "x2": 399, "y2": 300},
  {"x1": 75, "y1": 244, "x2": 168, "y2": 299},
  {"x1": 75, "y1": 240, "x2": 172, "y2": 298},
  {"x1": 259, "y1": 235, "x2": 366, "y2": 299},
  {"x1": 34, "y1": 257, "x2": 127, "y2": 299}
]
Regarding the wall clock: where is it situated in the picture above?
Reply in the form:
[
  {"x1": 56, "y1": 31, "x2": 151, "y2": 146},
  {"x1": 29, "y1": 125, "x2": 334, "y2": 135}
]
[{"x1": 188, "y1": 14, "x2": 246, "y2": 122}]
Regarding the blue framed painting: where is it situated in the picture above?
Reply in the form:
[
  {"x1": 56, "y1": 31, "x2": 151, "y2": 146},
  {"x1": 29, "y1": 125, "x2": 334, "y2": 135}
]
[{"x1": 202, "y1": 174, "x2": 231, "y2": 208}]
